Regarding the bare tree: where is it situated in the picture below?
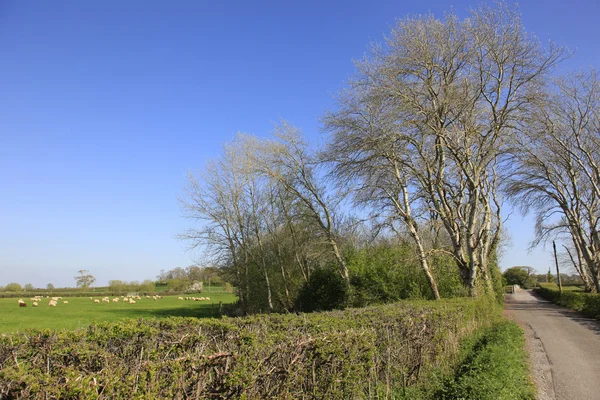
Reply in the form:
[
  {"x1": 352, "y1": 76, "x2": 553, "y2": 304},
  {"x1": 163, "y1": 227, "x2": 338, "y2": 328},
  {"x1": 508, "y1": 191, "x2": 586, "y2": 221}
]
[
  {"x1": 508, "y1": 70, "x2": 600, "y2": 292},
  {"x1": 324, "y1": 2, "x2": 565, "y2": 295},
  {"x1": 257, "y1": 122, "x2": 351, "y2": 284}
]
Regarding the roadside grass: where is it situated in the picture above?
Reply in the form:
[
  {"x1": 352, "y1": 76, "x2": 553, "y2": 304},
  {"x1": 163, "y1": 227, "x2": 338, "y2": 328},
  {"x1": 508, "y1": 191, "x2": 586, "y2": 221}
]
[
  {"x1": 0, "y1": 293, "x2": 237, "y2": 333},
  {"x1": 436, "y1": 320, "x2": 535, "y2": 400}
]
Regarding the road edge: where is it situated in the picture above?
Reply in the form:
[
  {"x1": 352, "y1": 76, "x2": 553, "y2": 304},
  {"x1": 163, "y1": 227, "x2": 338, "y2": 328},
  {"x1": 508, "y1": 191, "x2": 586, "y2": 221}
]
[{"x1": 504, "y1": 294, "x2": 556, "y2": 400}]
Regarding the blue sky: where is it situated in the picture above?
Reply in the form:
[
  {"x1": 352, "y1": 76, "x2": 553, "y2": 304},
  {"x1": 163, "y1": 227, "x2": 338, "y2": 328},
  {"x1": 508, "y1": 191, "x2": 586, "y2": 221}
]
[{"x1": 1, "y1": 1, "x2": 598, "y2": 287}]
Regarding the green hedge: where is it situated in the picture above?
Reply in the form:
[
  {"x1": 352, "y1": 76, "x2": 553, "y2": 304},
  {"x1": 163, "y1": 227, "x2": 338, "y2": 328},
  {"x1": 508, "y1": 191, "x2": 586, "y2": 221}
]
[
  {"x1": 535, "y1": 283, "x2": 600, "y2": 320},
  {"x1": 437, "y1": 320, "x2": 535, "y2": 400},
  {"x1": 0, "y1": 298, "x2": 499, "y2": 399}
]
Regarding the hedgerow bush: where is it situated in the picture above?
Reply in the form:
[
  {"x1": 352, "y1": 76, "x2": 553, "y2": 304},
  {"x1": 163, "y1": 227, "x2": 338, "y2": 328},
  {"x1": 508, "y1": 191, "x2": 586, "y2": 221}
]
[
  {"x1": 535, "y1": 283, "x2": 600, "y2": 319},
  {"x1": 0, "y1": 298, "x2": 499, "y2": 399},
  {"x1": 295, "y1": 267, "x2": 349, "y2": 312}
]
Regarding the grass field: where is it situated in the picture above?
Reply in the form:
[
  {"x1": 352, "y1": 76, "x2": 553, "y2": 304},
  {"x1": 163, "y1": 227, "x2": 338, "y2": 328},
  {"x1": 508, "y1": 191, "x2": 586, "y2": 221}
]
[
  {"x1": 538, "y1": 283, "x2": 587, "y2": 292},
  {"x1": 0, "y1": 293, "x2": 237, "y2": 333}
]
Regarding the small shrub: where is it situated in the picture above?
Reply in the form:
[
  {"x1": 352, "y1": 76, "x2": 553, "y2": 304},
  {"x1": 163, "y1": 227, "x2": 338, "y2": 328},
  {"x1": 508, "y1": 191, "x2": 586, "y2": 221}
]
[{"x1": 295, "y1": 267, "x2": 349, "y2": 312}]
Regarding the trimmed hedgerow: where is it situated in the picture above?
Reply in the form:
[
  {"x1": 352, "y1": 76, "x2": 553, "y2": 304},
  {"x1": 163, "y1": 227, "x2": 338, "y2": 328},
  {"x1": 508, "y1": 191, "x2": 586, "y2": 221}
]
[
  {"x1": 0, "y1": 298, "x2": 499, "y2": 399},
  {"x1": 535, "y1": 283, "x2": 600, "y2": 320}
]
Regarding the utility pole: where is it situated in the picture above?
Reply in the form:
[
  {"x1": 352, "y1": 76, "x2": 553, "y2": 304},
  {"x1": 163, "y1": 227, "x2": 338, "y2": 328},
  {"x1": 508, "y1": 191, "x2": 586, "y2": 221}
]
[{"x1": 553, "y1": 240, "x2": 563, "y2": 294}]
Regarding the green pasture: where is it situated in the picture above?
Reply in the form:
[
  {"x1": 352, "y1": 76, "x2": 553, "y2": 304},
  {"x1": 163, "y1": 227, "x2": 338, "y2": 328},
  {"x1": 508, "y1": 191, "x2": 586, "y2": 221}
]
[
  {"x1": 538, "y1": 283, "x2": 587, "y2": 292},
  {"x1": 0, "y1": 293, "x2": 237, "y2": 333}
]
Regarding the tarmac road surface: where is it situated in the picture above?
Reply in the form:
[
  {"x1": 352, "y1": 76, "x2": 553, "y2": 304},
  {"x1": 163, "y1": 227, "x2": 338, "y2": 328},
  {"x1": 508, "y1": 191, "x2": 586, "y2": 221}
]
[{"x1": 505, "y1": 289, "x2": 600, "y2": 400}]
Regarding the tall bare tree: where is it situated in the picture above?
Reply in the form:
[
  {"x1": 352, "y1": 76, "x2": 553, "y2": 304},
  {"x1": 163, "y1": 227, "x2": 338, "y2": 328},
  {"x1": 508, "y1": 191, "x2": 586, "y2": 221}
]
[
  {"x1": 324, "y1": 2, "x2": 565, "y2": 295},
  {"x1": 508, "y1": 70, "x2": 600, "y2": 292},
  {"x1": 257, "y1": 122, "x2": 351, "y2": 284}
]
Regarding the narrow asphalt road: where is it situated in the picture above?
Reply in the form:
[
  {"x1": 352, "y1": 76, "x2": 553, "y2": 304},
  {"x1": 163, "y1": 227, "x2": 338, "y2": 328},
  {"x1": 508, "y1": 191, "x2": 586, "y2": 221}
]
[{"x1": 505, "y1": 290, "x2": 600, "y2": 400}]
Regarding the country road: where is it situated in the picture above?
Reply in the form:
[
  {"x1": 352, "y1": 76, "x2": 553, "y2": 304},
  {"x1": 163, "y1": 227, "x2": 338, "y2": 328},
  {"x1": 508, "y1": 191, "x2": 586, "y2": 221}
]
[{"x1": 505, "y1": 290, "x2": 600, "y2": 400}]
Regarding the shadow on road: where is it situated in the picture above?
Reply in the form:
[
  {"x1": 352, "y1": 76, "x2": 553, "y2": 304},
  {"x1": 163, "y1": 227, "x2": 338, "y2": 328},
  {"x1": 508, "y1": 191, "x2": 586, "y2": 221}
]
[{"x1": 505, "y1": 290, "x2": 600, "y2": 336}]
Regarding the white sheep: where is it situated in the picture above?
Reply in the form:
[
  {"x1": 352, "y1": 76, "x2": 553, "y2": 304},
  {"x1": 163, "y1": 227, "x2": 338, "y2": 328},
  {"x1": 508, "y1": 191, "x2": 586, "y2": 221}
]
[
  {"x1": 94, "y1": 299, "x2": 100, "y2": 303},
  {"x1": 205, "y1": 297, "x2": 210, "y2": 301},
  {"x1": 113, "y1": 298, "x2": 119, "y2": 303},
  {"x1": 63, "y1": 301, "x2": 69, "y2": 304},
  {"x1": 178, "y1": 297, "x2": 184, "y2": 300},
  {"x1": 129, "y1": 299, "x2": 136, "y2": 304},
  {"x1": 32, "y1": 302, "x2": 38, "y2": 307},
  {"x1": 48, "y1": 301, "x2": 57, "y2": 307}
]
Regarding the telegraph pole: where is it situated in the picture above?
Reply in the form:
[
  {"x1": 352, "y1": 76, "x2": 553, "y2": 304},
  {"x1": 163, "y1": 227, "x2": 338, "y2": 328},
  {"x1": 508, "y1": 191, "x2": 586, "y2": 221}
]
[{"x1": 553, "y1": 240, "x2": 563, "y2": 294}]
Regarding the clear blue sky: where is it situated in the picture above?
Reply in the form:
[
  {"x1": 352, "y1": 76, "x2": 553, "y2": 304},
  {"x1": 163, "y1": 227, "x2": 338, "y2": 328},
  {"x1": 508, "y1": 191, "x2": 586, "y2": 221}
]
[{"x1": 1, "y1": 1, "x2": 598, "y2": 287}]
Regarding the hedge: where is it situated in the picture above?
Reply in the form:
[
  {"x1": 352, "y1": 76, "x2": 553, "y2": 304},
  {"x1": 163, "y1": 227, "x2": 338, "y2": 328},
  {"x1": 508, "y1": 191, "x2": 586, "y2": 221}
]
[
  {"x1": 0, "y1": 298, "x2": 499, "y2": 399},
  {"x1": 535, "y1": 283, "x2": 600, "y2": 320}
]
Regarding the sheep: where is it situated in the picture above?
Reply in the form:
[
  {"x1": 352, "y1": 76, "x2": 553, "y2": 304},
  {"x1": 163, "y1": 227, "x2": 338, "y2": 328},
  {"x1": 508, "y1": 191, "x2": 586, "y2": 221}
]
[
  {"x1": 63, "y1": 301, "x2": 68, "y2": 304},
  {"x1": 48, "y1": 300, "x2": 57, "y2": 307},
  {"x1": 123, "y1": 297, "x2": 129, "y2": 302},
  {"x1": 112, "y1": 298, "x2": 119, "y2": 303},
  {"x1": 178, "y1": 297, "x2": 184, "y2": 300},
  {"x1": 32, "y1": 302, "x2": 38, "y2": 307},
  {"x1": 205, "y1": 297, "x2": 210, "y2": 301},
  {"x1": 94, "y1": 299, "x2": 100, "y2": 303},
  {"x1": 18, "y1": 300, "x2": 26, "y2": 307},
  {"x1": 129, "y1": 299, "x2": 136, "y2": 304}
]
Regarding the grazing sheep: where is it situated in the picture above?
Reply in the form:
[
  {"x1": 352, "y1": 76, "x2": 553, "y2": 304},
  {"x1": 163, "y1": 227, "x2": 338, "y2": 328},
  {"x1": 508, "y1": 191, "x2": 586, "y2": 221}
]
[
  {"x1": 205, "y1": 297, "x2": 210, "y2": 301},
  {"x1": 113, "y1": 298, "x2": 119, "y2": 302},
  {"x1": 18, "y1": 300, "x2": 26, "y2": 307},
  {"x1": 48, "y1": 301, "x2": 57, "y2": 307},
  {"x1": 178, "y1": 297, "x2": 183, "y2": 300},
  {"x1": 123, "y1": 297, "x2": 129, "y2": 302},
  {"x1": 129, "y1": 299, "x2": 136, "y2": 304},
  {"x1": 94, "y1": 299, "x2": 100, "y2": 303},
  {"x1": 32, "y1": 302, "x2": 38, "y2": 307},
  {"x1": 90, "y1": 297, "x2": 93, "y2": 300},
  {"x1": 63, "y1": 301, "x2": 68, "y2": 304}
]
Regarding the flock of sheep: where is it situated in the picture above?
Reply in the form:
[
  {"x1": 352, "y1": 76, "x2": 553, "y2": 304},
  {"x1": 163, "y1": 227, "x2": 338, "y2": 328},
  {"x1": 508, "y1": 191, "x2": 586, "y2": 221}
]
[
  {"x1": 18, "y1": 296, "x2": 66, "y2": 307},
  {"x1": 17, "y1": 294, "x2": 212, "y2": 307},
  {"x1": 180, "y1": 296, "x2": 211, "y2": 301}
]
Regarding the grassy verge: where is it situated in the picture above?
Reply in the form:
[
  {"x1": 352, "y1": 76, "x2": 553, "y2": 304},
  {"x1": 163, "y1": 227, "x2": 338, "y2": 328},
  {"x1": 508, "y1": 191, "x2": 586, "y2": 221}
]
[
  {"x1": 436, "y1": 320, "x2": 535, "y2": 400},
  {"x1": 535, "y1": 283, "x2": 600, "y2": 320}
]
